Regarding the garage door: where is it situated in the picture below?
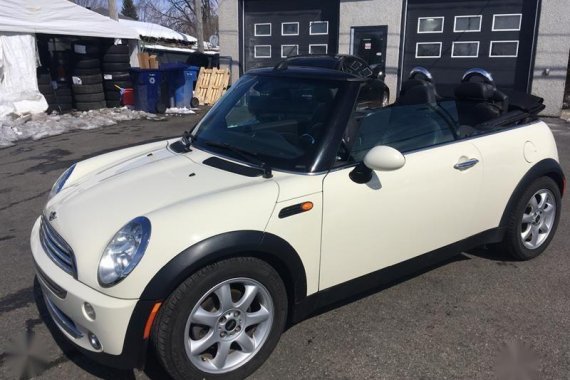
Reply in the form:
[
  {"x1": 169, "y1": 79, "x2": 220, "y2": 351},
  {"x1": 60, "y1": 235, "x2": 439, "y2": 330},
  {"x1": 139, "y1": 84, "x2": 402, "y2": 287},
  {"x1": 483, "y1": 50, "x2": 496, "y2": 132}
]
[
  {"x1": 401, "y1": 0, "x2": 539, "y2": 96},
  {"x1": 242, "y1": 0, "x2": 340, "y2": 72}
]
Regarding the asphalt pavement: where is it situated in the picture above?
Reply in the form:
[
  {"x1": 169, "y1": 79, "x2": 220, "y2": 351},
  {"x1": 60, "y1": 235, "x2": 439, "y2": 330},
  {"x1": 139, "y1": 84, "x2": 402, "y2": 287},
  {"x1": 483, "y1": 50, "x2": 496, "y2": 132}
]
[{"x1": 0, "y1": 113, "x2": 569, "y2": 380}]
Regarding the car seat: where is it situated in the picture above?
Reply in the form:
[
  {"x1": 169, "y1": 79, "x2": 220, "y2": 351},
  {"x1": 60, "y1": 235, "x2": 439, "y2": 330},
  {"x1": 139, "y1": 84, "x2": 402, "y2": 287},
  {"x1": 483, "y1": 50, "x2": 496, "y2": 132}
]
[
  {"x1": 395, "y1": 67, "x2": 439, "y2": 106},
  {"x1": 454, "y1": 68, "x2": 509, "y2": 129}
]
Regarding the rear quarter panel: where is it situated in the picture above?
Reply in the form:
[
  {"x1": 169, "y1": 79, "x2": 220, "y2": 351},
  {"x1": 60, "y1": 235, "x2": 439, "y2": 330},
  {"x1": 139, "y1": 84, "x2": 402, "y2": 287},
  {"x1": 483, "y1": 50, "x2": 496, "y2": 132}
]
[{"x1": 470, "y1": 120, "x2": 559, "y2": 232}]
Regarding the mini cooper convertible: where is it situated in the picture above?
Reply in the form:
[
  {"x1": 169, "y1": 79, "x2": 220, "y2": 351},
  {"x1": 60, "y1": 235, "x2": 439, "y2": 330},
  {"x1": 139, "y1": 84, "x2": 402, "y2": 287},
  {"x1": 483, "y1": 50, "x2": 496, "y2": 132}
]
[{"x1": 32, "y1": 57, "x2": 564, "y2": 379}]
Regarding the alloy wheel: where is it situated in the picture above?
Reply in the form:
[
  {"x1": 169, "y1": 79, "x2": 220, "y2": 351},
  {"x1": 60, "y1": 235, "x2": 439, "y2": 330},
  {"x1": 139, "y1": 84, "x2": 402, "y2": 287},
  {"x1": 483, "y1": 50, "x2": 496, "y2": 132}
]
[
  {"x1": 520, "y1": 189, "x2": 556, "y2": 249},
  {"x1": 184, "y1": 277, "x2": 274, "y2": 374}
]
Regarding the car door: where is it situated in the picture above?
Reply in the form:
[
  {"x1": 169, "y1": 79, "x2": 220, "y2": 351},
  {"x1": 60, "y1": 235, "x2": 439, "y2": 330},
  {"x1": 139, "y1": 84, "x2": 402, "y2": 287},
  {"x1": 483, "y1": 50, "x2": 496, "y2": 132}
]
[{"x1": 319, "y1": 102, "x2": 484, "y2": 290}]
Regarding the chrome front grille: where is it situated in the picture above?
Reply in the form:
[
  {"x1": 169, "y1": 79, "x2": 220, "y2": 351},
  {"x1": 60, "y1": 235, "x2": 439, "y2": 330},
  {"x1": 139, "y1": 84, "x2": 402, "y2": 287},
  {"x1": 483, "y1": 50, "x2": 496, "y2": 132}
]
[{"x1": 39, "y1": 217, "x2": 76, "y2": 277}]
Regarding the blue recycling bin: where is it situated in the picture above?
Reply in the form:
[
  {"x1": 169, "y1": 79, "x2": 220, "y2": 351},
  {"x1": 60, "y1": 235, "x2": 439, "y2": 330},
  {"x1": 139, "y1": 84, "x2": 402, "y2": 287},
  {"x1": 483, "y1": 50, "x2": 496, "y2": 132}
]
[
  {"x1": 130, "y1": 68, "x2": 168, "y2": 114},
  {"x1": 161, "y1": 64, "x2": 198, "y2": 108}
]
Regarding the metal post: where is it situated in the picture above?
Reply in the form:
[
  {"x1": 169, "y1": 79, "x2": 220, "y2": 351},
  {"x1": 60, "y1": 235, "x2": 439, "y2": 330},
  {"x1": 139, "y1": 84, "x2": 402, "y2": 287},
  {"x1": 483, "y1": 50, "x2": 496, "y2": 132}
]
[
  {"x1": 108, "y1": 0, "x2": 118, "y2": 21},
  {"x1": 195, "y1": 0, "x2": 204, "y2": 53}
]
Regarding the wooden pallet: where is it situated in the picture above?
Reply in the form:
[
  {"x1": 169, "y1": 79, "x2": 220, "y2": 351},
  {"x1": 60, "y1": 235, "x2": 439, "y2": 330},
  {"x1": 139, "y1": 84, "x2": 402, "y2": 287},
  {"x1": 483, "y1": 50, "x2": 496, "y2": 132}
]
[{"x1": 195, "y1": 68, "x2": 231, "y2": 105}]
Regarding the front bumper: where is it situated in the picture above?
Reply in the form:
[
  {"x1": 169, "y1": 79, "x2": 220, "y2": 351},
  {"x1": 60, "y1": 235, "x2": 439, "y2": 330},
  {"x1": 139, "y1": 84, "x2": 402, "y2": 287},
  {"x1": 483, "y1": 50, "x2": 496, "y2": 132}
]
[{"x1": 31, "y1": 217, "x2": 154, "y2": 368}]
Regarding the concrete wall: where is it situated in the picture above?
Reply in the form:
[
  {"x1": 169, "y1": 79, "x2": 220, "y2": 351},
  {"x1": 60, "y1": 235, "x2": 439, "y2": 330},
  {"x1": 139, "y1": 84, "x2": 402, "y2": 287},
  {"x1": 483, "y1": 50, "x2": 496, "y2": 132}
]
[
  {"x1": 531, "y1": 0, "x2": 570, "y2": 116},
  {"x1": 218, "y1": 0, "x2": 240, "y2": 83},
  {"x1": 338, "y1": 0, "x2": 403, "y2": 102}
]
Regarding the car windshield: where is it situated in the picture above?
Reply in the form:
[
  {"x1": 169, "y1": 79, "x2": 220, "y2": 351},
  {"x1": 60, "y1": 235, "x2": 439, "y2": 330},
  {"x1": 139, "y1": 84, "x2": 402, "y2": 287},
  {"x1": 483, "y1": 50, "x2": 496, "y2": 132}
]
[{"x1": 192, "y1": 74, "x2": 346, "y2": 173}]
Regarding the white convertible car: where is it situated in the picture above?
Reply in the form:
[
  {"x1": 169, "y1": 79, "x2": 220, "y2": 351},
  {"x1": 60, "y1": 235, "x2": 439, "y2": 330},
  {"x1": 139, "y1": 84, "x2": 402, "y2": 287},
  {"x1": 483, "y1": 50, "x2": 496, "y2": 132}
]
[{"x1": 31, "y1": 57, "x2": 564, "y2": 379}]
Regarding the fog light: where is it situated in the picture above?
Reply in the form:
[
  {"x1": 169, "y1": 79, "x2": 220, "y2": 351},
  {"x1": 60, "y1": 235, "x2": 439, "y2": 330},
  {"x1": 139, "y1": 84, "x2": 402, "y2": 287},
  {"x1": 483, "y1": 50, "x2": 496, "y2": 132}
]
[
  {"x1": 83, "y1": 302, "x2": 96, "y2": 321},
  {"x1": 88, "y1": 332, "x2": 102, "y2": 350}
]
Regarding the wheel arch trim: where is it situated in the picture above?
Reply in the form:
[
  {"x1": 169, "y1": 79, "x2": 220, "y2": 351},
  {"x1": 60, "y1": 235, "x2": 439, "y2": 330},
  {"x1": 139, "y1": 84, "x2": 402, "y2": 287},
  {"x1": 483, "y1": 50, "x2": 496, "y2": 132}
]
[
  {"x1": 139, "y1": 231, "x2": 308, "y2": 305},
  {"x1": 499, "y1": 158, "x2": 565, "y2": 228}
]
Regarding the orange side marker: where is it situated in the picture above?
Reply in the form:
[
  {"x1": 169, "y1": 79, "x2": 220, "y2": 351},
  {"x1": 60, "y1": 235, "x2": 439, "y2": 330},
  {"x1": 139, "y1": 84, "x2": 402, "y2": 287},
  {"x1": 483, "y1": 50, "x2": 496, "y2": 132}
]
[
  {"x1": 143, "y1": 302, "x2": 162, "y2": 339},
  {"x1": 301, "y1": 202, "x2": 313, "y2": 211}
]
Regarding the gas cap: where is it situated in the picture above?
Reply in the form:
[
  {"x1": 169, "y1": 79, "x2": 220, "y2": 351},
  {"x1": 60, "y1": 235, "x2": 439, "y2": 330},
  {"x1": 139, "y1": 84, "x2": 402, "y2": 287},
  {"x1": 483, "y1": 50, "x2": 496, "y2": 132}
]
[{"x1": 523, "y1": 141, "x2": 538, "y2": 163}]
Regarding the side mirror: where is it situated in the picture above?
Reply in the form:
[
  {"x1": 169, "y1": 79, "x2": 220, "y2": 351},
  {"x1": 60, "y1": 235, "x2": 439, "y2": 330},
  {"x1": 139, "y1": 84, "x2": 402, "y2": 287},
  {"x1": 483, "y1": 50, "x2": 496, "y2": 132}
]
[
  {"x1": 364, "y1": 145, "x2": 405, "y2": 171},
  {"x1": 349, "y1": 146, "x2": 405, "y2": 184}
]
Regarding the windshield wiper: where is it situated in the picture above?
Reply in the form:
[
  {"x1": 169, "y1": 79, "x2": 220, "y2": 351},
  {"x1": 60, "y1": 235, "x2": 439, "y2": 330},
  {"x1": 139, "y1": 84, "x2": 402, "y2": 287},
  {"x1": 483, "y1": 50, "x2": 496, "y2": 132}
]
[
  {"x1": 180, "y1": 130, "x2": 195, "y2": 152},
  {"x1": 204, "y1": 140, "x2": 273, "y2": 178}
]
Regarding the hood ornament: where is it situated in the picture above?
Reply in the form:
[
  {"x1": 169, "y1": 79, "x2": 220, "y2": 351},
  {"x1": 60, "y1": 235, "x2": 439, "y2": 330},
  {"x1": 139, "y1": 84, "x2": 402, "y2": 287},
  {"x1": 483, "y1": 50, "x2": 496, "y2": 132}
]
[{"x1": 48, "y1": 211, "x2": 57, "y2": 222}]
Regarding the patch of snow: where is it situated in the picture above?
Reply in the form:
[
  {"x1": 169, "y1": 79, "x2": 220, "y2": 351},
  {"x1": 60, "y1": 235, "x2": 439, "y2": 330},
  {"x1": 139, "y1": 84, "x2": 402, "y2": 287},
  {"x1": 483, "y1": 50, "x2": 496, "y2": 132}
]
[
  {"x1": 165, "y1": 107, "x2": 196, "y2": 115},
  {"x1": 0, "y1": 107, "x2": 161, "y2": 148}
]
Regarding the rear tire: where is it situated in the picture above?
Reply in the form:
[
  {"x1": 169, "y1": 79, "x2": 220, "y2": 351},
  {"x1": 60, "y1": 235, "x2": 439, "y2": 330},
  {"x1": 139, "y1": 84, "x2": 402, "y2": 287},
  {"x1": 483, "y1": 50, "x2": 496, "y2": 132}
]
[
  {"x1": 499, "y1": 176, "x2": 561, "y2": 260},
  {"x1": 151, "y1": 257, "x2": 288, "y2": 380},
  {"x1": 74, "y1": 92, "x2": 105, "y2": 102},
  {"x1": 72, "y1": 83, "x2": 103, "y2": 94},
  {"x1": 102, "y1": 62, "x2": 130, "y2": 72},
  {"x1": 103, "y1": 53, "x2": 130, "y2": 63},
  {"x1": 104, "y1": 44, "x2": 129, "y2": 55},
  {"x1": 74, "y1": 101, "x2": 106, "y2": 111}
]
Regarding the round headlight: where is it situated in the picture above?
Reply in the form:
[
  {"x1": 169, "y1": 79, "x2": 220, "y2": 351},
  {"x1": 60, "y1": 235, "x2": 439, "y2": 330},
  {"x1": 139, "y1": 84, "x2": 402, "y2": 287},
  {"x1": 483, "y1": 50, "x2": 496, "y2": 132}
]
[
  {"x1": 98, "y1": 217, "x2": 151, "y2": 286},
  {"x1": 49, "y1": 164, "x2": 76, "y2": 199}
]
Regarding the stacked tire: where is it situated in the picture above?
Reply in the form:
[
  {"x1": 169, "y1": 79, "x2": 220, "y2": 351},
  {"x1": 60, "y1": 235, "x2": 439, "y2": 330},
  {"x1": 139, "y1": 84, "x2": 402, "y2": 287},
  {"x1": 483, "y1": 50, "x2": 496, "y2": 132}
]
[
  {"x1": 51, "y1": 51, "x2": 74, "y2": 113},
  {"x1": 102, "y1": 44, "x2": 132, "y2": 108},
  {"x1": 71, "y1": 41, "x2": 105, "y2": 111},
  {"x1": 37, "y1": 68, "x2": 56, "y2": 113},
  {"x1": 37, "y1": 67, "x2": 73, "y2": 114}
]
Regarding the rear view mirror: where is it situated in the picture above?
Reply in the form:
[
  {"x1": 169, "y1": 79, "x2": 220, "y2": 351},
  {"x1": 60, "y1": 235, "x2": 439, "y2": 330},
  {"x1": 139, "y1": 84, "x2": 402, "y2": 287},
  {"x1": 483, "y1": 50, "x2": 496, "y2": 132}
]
[{"x1": 349, "y1": 146, "x2": 405, "y2": 184}]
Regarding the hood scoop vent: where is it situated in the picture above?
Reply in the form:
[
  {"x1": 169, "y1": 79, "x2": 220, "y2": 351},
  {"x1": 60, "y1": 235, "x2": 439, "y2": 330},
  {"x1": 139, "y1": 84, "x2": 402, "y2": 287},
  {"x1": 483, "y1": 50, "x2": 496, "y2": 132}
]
[{"x1": 203, "y1": 157, "x2": 264, "y2": 177}]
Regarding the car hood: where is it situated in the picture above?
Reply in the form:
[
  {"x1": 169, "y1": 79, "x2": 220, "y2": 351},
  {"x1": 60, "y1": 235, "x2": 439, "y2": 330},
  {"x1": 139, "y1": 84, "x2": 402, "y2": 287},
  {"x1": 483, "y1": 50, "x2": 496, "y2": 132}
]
[{"x1": 44, "y1": 140, "x2": 279, "y2": 292}]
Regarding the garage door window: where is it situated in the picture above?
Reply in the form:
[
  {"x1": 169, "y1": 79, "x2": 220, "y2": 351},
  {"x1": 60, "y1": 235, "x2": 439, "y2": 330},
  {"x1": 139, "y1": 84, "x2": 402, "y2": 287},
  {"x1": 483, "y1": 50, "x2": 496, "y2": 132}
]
[
  {"x1": 282, "y1": 22, "x2": 299, "y2": 36},
  {"x1": 281, "y1": 45, "x2": 299, "y2": 58},
  {"x1": 451, "y1": 41, "x2": 479, "y2": 58},
  {"x1": 492, "y1": 14, "x2": 522, "y2": 31},
  {"x1": 415, "y1": 42, "x2": 442, "y2": 58},
  {"x1": 310, "y1": 21, "x2": 329, "y2": 35},
  {"x1": 309, "y1": 44, "x2": 328, "y2": 55},
  {"x1": 454, "y1": 15, "x2": 482, "y2": 32},
  {"x1": 254, "y1": 45, "x2": 272, "y2": 58},
  {"x1": 489, "y1": 41, "x2": 519, "y2": 57},
  {"x1": 254, "y1": 23, "x2": 271, "y2": 37},
  {"x1": 417, "y1": 17, "x2": 444, "y2": 33}
]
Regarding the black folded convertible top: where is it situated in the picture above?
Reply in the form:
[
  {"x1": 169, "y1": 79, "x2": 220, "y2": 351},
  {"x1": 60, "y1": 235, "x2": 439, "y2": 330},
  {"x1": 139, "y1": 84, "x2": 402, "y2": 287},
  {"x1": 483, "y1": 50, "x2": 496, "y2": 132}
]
[{"x1": 504, "y1": 90, "x2": 545, "y2": 115}]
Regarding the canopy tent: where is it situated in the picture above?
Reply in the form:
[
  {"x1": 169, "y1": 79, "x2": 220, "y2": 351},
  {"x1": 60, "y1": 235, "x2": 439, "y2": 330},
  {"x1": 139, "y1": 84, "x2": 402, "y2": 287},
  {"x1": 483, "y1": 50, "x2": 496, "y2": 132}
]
[
  {"x1": 0, "y1": 0, "x2": 138, "y2": 40},
  {"x1": 119, "y1": 19, "x2": 196, "y2": 43}
]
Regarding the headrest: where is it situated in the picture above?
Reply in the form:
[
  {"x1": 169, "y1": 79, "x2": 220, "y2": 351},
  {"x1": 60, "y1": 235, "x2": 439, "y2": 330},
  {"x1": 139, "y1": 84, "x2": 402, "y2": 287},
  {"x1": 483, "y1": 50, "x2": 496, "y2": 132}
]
[
  {"x1": 455, "y1": 82, "x2": 496, "y2": 101},
  {"x1": 397, "y1": 80, "x2": 437, "y2": 106},
  {"x1": 400, "y1": 79, "x2": 428, "y2": 96}
]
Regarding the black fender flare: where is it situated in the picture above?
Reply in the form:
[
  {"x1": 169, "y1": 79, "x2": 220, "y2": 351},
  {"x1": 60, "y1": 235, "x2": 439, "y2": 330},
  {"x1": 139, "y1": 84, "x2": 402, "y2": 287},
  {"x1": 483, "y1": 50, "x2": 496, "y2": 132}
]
[
  {"x1": 139, "y1": 231, "x2": 308, "y2": 304},
  {"x1": 499, "y1": 158, "x2": 565, "y2": 228}
]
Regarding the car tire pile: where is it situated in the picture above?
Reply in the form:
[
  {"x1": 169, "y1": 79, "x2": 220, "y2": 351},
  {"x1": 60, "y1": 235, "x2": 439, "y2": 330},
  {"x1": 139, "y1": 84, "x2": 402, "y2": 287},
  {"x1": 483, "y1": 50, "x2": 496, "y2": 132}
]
[
  {"x1": 51, "y1": 51, "x2": 74, "y2": 113},
  {"x1": 37, "y1": 67, "x2": 73, "y2": 114},
  {"x1": 71, "y1": 41, "x2": 106, "y2": 111},
  {"x1": 102, "y1": 44, "x2": 132, "y2": 108}
]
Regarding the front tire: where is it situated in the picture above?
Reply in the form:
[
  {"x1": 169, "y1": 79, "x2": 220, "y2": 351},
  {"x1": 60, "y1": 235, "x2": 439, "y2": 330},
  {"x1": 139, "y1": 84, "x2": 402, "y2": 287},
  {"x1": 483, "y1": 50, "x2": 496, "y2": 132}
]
[
  {"x1": 500, "y1": 176, "x2": 561, "y2": 260},
  {"x1": 151, "y1": 257, "x2": 288, "y2": 380}
]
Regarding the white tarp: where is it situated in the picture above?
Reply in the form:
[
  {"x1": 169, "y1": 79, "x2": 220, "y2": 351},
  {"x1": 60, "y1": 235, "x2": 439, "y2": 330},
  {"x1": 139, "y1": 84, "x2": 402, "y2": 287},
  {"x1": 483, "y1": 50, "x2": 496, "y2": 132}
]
[
  {"x1": 0, "y1": 33, "x2": 46, "y2": 118},
  {"x1": 0, "y1": 0, "x2": 138, "y2": 40},
  {"x1": 119, "y1": 19, "x2": 196, "y2": 43}
]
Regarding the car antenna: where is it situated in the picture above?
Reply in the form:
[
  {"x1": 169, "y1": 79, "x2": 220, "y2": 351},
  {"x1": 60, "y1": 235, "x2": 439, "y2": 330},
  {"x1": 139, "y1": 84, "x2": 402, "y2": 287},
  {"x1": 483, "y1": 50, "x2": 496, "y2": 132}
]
[{"x1": 273, "y1": 60, "x2": 288, "y2": 71}]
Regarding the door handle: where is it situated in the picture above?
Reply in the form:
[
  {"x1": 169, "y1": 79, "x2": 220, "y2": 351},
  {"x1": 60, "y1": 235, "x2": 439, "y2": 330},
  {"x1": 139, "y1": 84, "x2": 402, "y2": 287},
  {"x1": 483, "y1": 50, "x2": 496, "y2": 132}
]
[{"x1": 454, "y1": 158, "x2": 479, "y2": 171}]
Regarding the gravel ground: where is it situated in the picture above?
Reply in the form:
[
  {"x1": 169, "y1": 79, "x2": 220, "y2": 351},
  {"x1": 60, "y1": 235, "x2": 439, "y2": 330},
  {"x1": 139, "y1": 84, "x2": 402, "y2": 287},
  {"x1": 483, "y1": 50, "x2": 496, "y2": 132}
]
[{"x1": 0, "y1": 113, "x2": 569, "y2": 380}]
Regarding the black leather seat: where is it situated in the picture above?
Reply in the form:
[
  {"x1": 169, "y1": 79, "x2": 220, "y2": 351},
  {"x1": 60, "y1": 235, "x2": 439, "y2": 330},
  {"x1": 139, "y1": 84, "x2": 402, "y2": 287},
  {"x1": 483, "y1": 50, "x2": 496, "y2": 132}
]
[
  {"x1": 454, "y1": 82, "x2": 509, "y2": 128},
  {"x1": 395, "y1": 79, "x2": 438, "y2": 106}
]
